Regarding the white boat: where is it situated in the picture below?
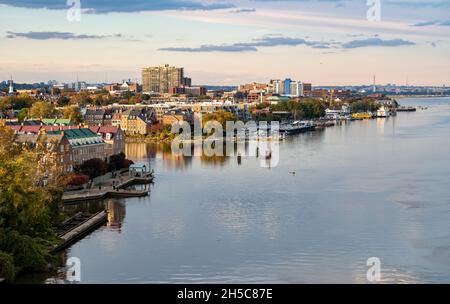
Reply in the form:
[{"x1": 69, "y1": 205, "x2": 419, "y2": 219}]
[{"x1": 377, "y1": 106, "x2": 390, "y2": 118}]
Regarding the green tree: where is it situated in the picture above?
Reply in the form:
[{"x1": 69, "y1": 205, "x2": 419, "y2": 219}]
[{"x1": 17, "y1": 108, "x2": 29, "y2": 122}]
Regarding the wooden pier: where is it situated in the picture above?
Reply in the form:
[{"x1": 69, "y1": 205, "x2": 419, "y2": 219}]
[{"x1": 53, "y1": 211, "x2": 108, "y2": 252}]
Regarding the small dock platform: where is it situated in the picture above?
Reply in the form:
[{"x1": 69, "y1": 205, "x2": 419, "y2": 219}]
[{"x1": 53, "y1": 211, "x2": 108, "y2": 252}]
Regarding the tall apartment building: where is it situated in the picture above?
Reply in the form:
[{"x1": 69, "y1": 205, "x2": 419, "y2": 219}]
[
  {"x1": 271, "y1": 79, "x2": 304, "y2": 97},
  {"x1": 142, "y1": 64, "x2": 184, "y2": 93}
]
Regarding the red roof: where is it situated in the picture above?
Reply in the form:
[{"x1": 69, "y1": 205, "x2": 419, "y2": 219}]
[
  {"x1": 89, "y1": 126, "x2": 119, "y2": 134},
  {"x1": 20, "y1": 126, "x2": 41, "y2": 134},
  {"x1": 9, "y1": 125, "x2": 22, "y2": 132}
]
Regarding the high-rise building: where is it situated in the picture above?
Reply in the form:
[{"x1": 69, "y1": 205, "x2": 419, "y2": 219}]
[
  {"x1": 142, "y1": 64, "x2": 184, "y2": 93},
  {"x1": 284, "y1": 78, "x2": 292, "y2": 96}
]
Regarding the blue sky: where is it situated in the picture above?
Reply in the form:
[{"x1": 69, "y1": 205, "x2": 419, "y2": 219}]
[{"x1": 0, "y1": 0, "x2": 449, "y2": 85}]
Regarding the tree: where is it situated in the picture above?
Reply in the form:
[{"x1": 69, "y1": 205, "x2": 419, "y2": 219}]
[
  {"x1": 62, "y1": 106, "x2": 83, "y2": 124},
  {"x1": 78, "y1": 158, "x2": 107, "y2": 179},
  {"x1": 17, "y1": 108, "x2": 29, "y2": 122},
  {"x1": 29, "y1": 101, "x2": 55, "y2": 119},
  {"x1": 56, "y1": 96, "x2": 71, "y2": 107},
  {"x1": 0, "y1": 126, "x2": 64, "y2": 280}
]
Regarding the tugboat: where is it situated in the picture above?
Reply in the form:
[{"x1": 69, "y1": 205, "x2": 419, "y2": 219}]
[{"x1": 280, "y1": 121, "x2": 316, "y2": 135}]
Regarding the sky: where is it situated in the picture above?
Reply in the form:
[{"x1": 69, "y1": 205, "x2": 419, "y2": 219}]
[{"x1": 0, "y1": 0, "x2": 449, "y2": 86}]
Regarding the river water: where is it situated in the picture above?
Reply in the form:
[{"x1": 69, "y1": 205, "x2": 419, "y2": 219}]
[{"x1": 54, "y1": 97, "x2": 450, "y2": 283}]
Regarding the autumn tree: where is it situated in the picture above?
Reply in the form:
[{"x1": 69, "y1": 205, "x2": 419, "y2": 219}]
[
  {"x1": 29, "y1": 101, "x2": 56, "y2": 119},
  {"x1": 62, "y1": 106, "x2": 83, "y2": 124},
  {"x1": 0, "y1": 126, "x2": 63, "y2": 281}
]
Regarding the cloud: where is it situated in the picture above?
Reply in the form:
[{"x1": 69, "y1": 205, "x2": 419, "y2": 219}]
[
  {"x1": 159, "y1": 36, "x2": 336, "y2": 52},
  {"x1": 386, "y1": 0, "x2": 450, "y2": 8},
  {"x1": 412, "y1": 20, "x2": 450, "y2": 26},
  {"x1": 230, "y1": 8, "x2": 256, "y2": 13},
  {"x1": 159, "y1": 44, "x2": 258, "y2": 52},
  {"x1": 160, "y1": 35, "x2": 416, "y2": 53},
  {"x1": 5, "y1": 31, "x2": 120, "y2": 40},
  {"x1": 341, "y1": 38, "x2": 415, "y2": 49},
  {"x1": 0, "y1": 0, "x2": 234, "y2": 13}
]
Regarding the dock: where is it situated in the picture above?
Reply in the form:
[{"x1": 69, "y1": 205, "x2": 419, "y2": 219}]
[
  {"x1": 53, "y1": 211, "x2": 108, "y2": 252},
  {"x1": 62, "y1": 173, "x2": 154, "y2": 204}
]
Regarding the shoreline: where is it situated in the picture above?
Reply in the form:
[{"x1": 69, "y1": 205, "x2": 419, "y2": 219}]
[{"x1": 389, "y1": 95, "x2": 450, "y2": 99}]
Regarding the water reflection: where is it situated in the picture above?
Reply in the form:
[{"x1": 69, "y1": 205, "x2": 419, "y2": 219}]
[{"x1": 125, "y1": 140, "x2": 286, "y2": 169}]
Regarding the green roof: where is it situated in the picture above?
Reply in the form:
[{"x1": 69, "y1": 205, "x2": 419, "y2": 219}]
[
  {"x1": 42, "y1": 118, "x2": 72, "y2": 125},
  {"x1": 47, "y1": 128, "x2": 98, "y2": 139}
]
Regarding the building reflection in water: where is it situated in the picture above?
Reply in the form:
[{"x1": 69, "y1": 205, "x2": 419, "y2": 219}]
[
  {"x1": 126, "y1": 140, "x2": 285, "y2": 169},
  {"x1": 106, "y1": 200, "x2": 126, "y2": 232},
  {"x1": 61, "y1": 199, "x2": 126, "y2": 233}
]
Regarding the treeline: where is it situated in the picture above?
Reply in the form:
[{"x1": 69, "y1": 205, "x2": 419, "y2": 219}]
[
  {"x1": 0, "y1": 95, "x2": 83, "y2": 124},
  {"x1": 252, "y1": 99, "x2": 326, "y2": 121},
  {"x1": 348, "y1": 99, "x2": 380, "y2": 113}
]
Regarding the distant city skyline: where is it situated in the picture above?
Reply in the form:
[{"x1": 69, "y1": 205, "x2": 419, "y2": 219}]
[{"x1": 0, "y1": 0, "x2": 449, "y2": 86}]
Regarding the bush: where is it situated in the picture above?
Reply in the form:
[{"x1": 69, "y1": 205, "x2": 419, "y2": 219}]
[
  {"x1": 0, "y1": 251, "x2": 15, "y2": 282},
  {"x1": 68, "y1": 174, "x2": 90, "y2": 186}
]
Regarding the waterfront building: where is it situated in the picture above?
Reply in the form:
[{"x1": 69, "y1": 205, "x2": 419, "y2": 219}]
[
  {"x1": 89, "y1": 126, "x2": 125, "y2": 158},
  {"x1": 16, "y1": 131, "x2": 73, "y2": 174},
  {"x1": 46, "y1": 128, "x2": 105, "y2": 166},
  {"x1": 142, "y1": 64, "x2": 186, "y2": 93}
]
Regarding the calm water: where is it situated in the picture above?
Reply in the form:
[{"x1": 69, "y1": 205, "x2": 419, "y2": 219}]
[{"x1": 56, "y1": 97, "x2": 450, "y2": 283}]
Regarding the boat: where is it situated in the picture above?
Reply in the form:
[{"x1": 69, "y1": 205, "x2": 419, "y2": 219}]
[
  {"x1": 376, "y1": 106, "x2": 390, "y2": 118},
  {"x1": 352, "y1": 113, "x2": 373, "y2": 120},
  {"x1": 280, "y1": 121, "x2": 316, "y2": 135}
]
